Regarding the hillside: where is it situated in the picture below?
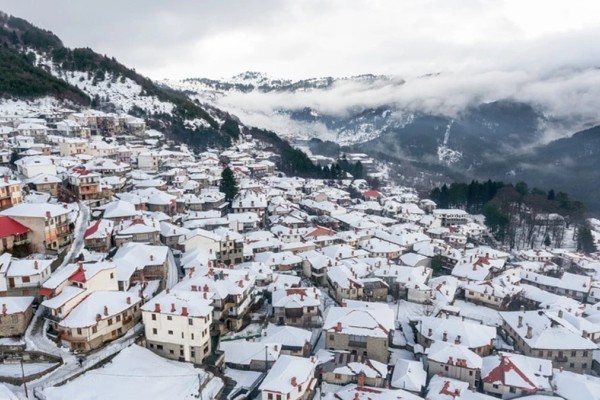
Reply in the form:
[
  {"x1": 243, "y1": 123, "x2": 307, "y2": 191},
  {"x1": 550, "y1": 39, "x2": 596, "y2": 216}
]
[
  {"x1": 0, "y1": 12, "x2": 330, "y2": 177},
  {"x1": 0, "y1": 11, "x2": 238, "y2": 147}
]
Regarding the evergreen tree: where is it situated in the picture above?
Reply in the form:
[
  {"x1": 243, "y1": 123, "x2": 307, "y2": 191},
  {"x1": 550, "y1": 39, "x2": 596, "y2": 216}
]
[
  {"x1": 219, "y1": 167, "x2": 238, "y2": 203},
  {"x1": 577, "y1": 223, "x2": 596, "y2": 253}
]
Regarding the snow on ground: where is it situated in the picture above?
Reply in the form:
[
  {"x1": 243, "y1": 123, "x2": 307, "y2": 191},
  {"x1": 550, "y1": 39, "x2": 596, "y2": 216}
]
[
  {"x1": 221, "y1": 323, "x2": 263, "y2": 341},
  {"x1": 0, "y1": 362, "x2": 57, "y2": 378},
  {"x1": 31, "y1": 50, "x2": 175, "y2": 116},
  {"x1": 0, "y1": 97, "x2": 68, "y2": 116},
  {"x1": 41, "y1": 345, "x2": 223, "y2": 400}
]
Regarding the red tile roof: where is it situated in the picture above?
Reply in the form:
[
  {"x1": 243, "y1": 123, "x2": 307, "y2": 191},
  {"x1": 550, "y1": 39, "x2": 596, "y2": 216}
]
[
  {"x1": 84, "y1": 220, "x2": 101, "y2": 239},
  {"x1": 69, "y1": 265, "x2": 87, "y2": 283},
  {"x1": 362, "y1": 190, "x2": 382, "y2": 198},
  {"x1": 0, "y1": 216, "x2": 31, "y2": 239}
]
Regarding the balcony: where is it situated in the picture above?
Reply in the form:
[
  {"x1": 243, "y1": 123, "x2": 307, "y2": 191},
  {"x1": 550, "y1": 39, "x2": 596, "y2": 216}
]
[{"x1": 285, "y1": 308, "x2": 304, "y2": 319}]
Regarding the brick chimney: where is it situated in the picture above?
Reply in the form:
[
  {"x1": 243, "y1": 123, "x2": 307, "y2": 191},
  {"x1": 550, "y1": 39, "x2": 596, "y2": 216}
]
[
  {"x1": 203, "y1": 292, "x2": 208, "y2": 299},
  {"x1": 166, "y1": 288, "x2": 170, "y2": 294},
  {"x1": 34, "y1": 261, "x2": 39, "y2": 270},
  {"x1": 518, "y1": 315, "x2": 523, "y2": 328},
  {"x1": 96, "y1": 313, "x2": 102, "y2": 322},
  {"x1": 335, "y1": 322, "x2": 342, "y2": 332},
  {"x1": 103, "y1": 305, "x2": 108, "y2": 316},
  {"x1": 171, "y1": 303, "x2": 176, "y2": 313},
  {"x1": 182, "y1": 307, "x2": 188, "y2": 316},
  {"x1": 45, "y1": 211, "x2": 52, "y2": 219},
  {"x1": 150, "y1": 254, "x2": 154, "y2": 261},
  {"x1": 3, "y1": 176, "x2": 8, "y2": 183},
  {"x1": 126, "y1": 296, "x2": 131, "y2": 305},
  {"x1": 154, "y1": 303, "x2": 161, "y2": 313},
  {"x1": 291, "y1": 376, "x2": 297, "y2": 387},
  {"x1": 357, "y1": 372, "x2": 366, "y2": 387},
  {"x1": 442, "y1": 331, "x2": 448, "y2": 341},
  {"x1": 203, "y1": 284, "x2": 209, "y2": 292},
  {"x1": 191, "y1": 285, "x2": 197, "y2": 292}
]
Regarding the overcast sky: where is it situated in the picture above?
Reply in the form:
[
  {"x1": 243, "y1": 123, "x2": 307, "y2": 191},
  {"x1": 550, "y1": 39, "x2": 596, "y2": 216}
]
[{"x1": 0, "y1": 0, "x2": 599, "y2": 81}]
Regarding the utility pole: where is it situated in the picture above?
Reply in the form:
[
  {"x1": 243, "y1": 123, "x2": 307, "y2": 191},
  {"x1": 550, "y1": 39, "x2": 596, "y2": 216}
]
[
  {"x1": 20, "y1": 358, "x2": 28, "y2": 399},
  {"x1": 198, "y1": 373, "x2": 204, "y2": 400}
]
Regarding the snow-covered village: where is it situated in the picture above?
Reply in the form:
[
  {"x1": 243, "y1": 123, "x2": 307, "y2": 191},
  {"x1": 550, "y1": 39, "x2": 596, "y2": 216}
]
[
  {"x1": 0, "y1": 99, "x2": 597, "y2": 400},
  {"x1": 2, "y1": 3, "x2": 600, "y2": 400}
]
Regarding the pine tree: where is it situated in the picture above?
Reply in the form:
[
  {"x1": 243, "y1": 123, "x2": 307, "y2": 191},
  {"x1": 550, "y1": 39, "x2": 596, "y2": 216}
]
[{"x1": 219, "y1": 167, "x2": 238, "y2": 202}]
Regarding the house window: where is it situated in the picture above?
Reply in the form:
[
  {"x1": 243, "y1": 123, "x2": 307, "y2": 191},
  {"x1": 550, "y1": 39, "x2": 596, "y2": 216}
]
[
  {"x1": 22, "y1": 276, "x2": 30, "y2": 283},
  {"x1": 168, "y1": 330, "x2": 173, "y2": 335},
  {"x1": 116, "y1": 315, "x2": 121, "y2": 322},
  {"x1": 77, "y1": 328, "x2": 82, "y2": 335},
  {"x1": 92, "y1": 326, "x2": 97, "y2": 334},
  {"x1": 469, "y1": 371, "x2": 473, "y2": 376},
  {"x1": 153, "y1": 328, "x2": 157, "y2": 335},
  {"x1": 329, "y1": 334, "x2": 334, "y2": 341},
  {"x1": 570, "y1": 363, "x2": 575, "y2": 368},
  {"x1": 108, "y1": 319, "x2": 113, "y2": 326},
  {"x1": 157, "y1": 345, "x2": 163, "y2": 350},
  {"x1": 167, "y1": 316, "x2": 172, "y2": 321},
  {"x1": 181, "y1": 332, "x2": 184, "y2": 339},
  {"x1": 169, "y1": 350, "x2": 174, "y2": 355},
  {"x1": 191, "y1": 333, "x2": 194, "y2": 340},
  {"x1": 547, "y1": 351, "x2": 552, "y2": 357},
  {"x1": 188, "y1": 318, "x2": 193, "y2": 326},
  {"x1": 538, "y1": 351, "x2": 543, "y2": 357},
  {"x1": 334, "y1": 374, "x2": 341, "y2": 379},
  {"x1": 110, "y1": 273, "x2": 114, "y2": 279},
  {"x1": 583, "y1": 363, "x2": 588, "y2": 369},
  {"x1": 444, "y1": 366, "x2": 449, "y2": 371},
  {"x1": 268, "y1": 394, "x2": 273, "y2": 400},
  {"x1": 583, "y1": 351, "x2": 589, "y2": 357},
  {"x1": 152, "y1": 314, "x2": 156, "y2": 321},
  {"x1": 509, "y1": 387, "x2": 516, "y2": 393}
]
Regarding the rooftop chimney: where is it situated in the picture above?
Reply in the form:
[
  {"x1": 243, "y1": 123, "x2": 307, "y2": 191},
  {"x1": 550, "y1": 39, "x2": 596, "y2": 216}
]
[
  {"x1": 455, "y1": 335, "x2": 461, "y2": 345},
  {"x1": 558, "y1": 309, "x2": 563, "y2": 318},
  {"x1": 518, "y1": 315, "x2": 523, "y2": 328},
  {"x1": 357, "y1": 372, "x2": 366, "y2": 387},
  {"x1": 171, "y1": 303, "x2": 176, "y2": 313},
  {"x1": 103, "y1": 305, "x2": 108, "y2": 316},
  {"x1": 442, "y1": 331, "x2": 448, "y2": 341},
  {"x1": 96, "y1": 313, "x2": 102, "y2": 322},
  {"x1": 291, "y1": 377, "x2": 297, "y2": 387},
  {"x1": 126, "y1": 296, "x2": 131, "y2": 305},
  {"x1": 34, "y1": 261, "x2": 39, "y2": 270},
  {"x1": 428, "y1": 328, "x2": 433, "y2": 336},
  {"x1": 154, "y1": 303, "x2": 161, "y2": 313},
  {"x1": 526, "y1": 325, "x2": 533, "y2": 339},
  {"x1": 335, "y1": 322, "x2": 342, "y2": 332},
  {"x1": 182, "y1": 307, "x2": 188, "y2": 316},
  {"x1": 1, "y1": 304, "x2": 6, "y2": 315}
]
